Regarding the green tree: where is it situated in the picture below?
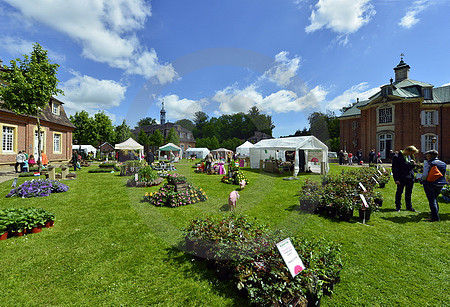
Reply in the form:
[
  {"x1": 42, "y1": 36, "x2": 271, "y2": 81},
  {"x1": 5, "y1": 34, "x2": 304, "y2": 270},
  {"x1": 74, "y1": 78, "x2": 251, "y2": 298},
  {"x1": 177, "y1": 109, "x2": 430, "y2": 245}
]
[
  {"x1": 149, "y1": 130, "x2": 164, "y2": 148},
  {"x1": 136, "y1": 117, "x2": 157, "y2": 128},
  {"x1": 137, "y1": 130, "x2": 150, "y2": 147},
  {"x1": 0, "y1": 43, "x2": 63, "y2": 171},
  {"x1": 114, "y1": 120, "x2": 132, "y2": 144},
  {"x1": 247, "y1": 106, "x2": 274, "y2": 135},
  {"x1": 165, "y1": 127, "x2": 180, "y2": 145},
  {"x1": 70, "y1": 110, "x2": 98, "y2": 145},
  {"x1": 221, "y1": 138, "x2": 243, "y2": 151},
  {"x1": 175, "y1": 119, "x2": 195, "y2": 131},
  {"x1": 193, "y1": 111, "x2": 209, "y2": 139},
  {"x1": 94, "y1": 111, "x2": 115, "y2": 144}
]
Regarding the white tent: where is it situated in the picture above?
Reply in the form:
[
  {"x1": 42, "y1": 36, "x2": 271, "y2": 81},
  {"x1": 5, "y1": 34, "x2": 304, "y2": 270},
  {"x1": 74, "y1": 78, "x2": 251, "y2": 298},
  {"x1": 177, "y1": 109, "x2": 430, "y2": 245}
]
[
  {"x1": 236, "y1": 141, "x2": 254, "y2": 157},
  {"x1": 185, "y1": 147, "x2": 210, "y2": 159},
  {"x1": 72, "y1": 144, "x2": 97, "y2": 157},
  {"x1": 211, "y1": 148, "x2": 233, "y2": 159},
  {"x1": 249, "y1": 136, "x2": 329, "y2": 176},
  {"x1": 114, "y1": 138, "x2": 144, "y2": 161},
  {"x1": 159, "y1": 143, "x2": 181, "y2": 160}
]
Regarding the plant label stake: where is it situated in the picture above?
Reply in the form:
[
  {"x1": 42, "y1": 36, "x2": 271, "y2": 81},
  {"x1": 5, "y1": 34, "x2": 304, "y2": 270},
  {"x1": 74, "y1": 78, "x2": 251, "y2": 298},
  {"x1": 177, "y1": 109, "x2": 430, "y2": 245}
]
[
  {"x1": 377, "y1": 170, "x2": 383, "y2": 176},
  {"x1": 358, "y1": 194, "x2": 371, "y2": 226},
  {"x1": 12, "y1": 178, "x2": 18, "y2": 188},
  {"x1": 359, "y1": 182, "x2": 367, "y2": 192},
  {"x1": 135, "y1": 173, "x2": 139, "y2": 182},
  {"x1": 371, "y1": 177, "x2": 379, "y2": 185},
  {"x1": 276, "y1": 238, "x2": 305, "y2": 277}
]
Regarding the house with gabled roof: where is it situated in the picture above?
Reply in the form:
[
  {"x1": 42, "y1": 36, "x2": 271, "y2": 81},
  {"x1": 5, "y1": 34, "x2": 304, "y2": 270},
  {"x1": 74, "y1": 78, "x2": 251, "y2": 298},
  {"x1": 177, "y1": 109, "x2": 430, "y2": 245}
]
[
  {"x1": 339, "y1": 58, "x2": 450, "y2": 162},
  {"x1": 0, "y1": 60, "x2": 75, "y2": 165}
]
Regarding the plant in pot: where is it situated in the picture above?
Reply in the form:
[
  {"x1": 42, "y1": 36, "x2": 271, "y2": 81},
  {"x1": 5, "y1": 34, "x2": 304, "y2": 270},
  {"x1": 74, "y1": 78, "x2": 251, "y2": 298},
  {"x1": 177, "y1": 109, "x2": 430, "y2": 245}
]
[
  {"x1": 377, "y1": 172, "x2": 390, "y2": 188},
  {"x1": 298, "y1": 179, "x2": 322, "y2": 214},
  {"x1": 373, "y1": 191, "x2": 384, "y2": 207},
  {"x1": 0, "y1": 224, "x2": 8, "y2": 240}
]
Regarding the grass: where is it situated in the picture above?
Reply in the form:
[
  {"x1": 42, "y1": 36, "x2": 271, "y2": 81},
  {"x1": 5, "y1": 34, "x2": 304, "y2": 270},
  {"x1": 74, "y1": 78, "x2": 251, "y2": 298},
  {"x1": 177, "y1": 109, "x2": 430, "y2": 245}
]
[{"x1": 0, "y1": 161, "x2": 448, "y2": 306}]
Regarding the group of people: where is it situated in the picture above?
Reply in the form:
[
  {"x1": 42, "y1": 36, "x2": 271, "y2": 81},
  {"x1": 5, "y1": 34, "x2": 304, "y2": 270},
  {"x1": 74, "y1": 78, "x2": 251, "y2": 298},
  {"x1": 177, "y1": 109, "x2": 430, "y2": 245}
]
[
  {"x1": 392, "y1": 145, "x2": 447, "y2": 222},
  {"x1": 338, "y1": 149, "x2": 363, "y2": 165},
  {"x1": 15, "y1": 151, "x2": 39, "y2": 173}
]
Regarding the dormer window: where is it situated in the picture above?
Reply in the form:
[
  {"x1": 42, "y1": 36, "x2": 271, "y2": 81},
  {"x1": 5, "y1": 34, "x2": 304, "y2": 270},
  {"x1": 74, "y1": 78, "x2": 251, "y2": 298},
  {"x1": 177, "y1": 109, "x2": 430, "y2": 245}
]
[
  {"x1": 52, "y1": 102, "x2": 60, "y2": 115},
  {"x1": 381, "y1": 85, "x2": 393, "y2": 96},
  {"x1": 423, "y1": 87, "x2": 432, "y2": 100}
]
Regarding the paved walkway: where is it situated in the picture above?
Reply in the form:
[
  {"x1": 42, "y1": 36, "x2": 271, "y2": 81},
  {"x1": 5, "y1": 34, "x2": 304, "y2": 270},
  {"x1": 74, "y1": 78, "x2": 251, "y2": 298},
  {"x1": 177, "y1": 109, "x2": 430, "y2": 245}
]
[{"x1": 0, "y1": 165, "x2": 18, "y2": 184}]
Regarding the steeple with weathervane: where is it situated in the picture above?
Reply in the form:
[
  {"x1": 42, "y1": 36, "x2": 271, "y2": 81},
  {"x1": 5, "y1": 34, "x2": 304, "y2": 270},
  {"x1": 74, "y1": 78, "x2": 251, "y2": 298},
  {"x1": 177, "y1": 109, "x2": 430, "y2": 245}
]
[
  {"x1": 393, "y1": 53, "x2": 410, "y2": 83},
  {"x1": 160, "y1": 100, "x2": 166, "y2": 125}
]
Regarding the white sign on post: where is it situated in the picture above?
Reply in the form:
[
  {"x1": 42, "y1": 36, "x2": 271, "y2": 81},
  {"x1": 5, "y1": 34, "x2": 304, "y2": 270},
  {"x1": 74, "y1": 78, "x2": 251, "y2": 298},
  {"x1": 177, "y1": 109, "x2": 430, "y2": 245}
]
[
  {"x1": 382, "y1": 167, "x2": 386, "y2": 172},
  {"x1": 358, "y1": 182, "x2": 367, "y2": 192},
  {"x1": 377, "y1": 170, "x2": 382, "y2": 176},
  {"x1": 276, "y1": 238, "x2": 305, "y2": 278},
  {"x1": 359, "y1": 194, "x2": 369, "y2": 208},
  {"x1": 135, "y1": 173, "x2": 139, "y2": 181},
  {"x1": 371, "y1": 177, "x2": 379, "y2": 185}
]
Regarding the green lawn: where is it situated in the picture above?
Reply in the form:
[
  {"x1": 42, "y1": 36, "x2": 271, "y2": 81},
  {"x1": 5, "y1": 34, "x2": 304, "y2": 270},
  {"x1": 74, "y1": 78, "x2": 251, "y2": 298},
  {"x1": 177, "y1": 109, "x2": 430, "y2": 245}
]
[{"x1": 0, "y1": 161, "x2": 448, "y2": 306}]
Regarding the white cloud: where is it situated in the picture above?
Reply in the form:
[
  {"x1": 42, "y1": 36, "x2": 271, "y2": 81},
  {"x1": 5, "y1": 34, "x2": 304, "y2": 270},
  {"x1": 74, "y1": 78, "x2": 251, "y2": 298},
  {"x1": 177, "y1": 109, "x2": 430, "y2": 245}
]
[
  {"x1": 213, "y1": 84, "x2": 328, "y2": 114},
  {"x1": 161, "y1": 95, "x2": 204, "y2": 121},
  {"x1": 0, "y1": 36, "x2": 66, "y2": 63},
  {"x1": 325, "y1": 82, "x2": 379, "y2": 111},
  {"x1": 59, "y1": 71, "x2": 127, "y2": 116},
  {"x1": 263, "y1": 51, "x2": 301, "y2": 87},
  {"x1": 399, "y1": 0, "x2": 431, "y2": 29},
  {"x1": 3, "y1": 0, "x2": 177, "y2": 84},
  {"x1": 441, "y1": 82, "x2": 450, "y2": 87},
  {"x1": 305, "y1": 0, "x2": 376, "y2": 34}
]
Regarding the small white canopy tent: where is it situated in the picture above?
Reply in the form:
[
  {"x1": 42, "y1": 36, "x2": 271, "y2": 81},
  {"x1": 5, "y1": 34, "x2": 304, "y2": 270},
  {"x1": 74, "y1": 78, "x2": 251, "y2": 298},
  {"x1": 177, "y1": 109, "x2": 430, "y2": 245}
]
[
  {"x1": 211, "y1": 148, "x2": 233, "y2": 159},
  {"x1": 114, "y1": 138, "x2": 144, "y2": 161},
  {"x1": 159, "y1": 143, "x2": 181, "y2": 160},
  {"x1": 249, "y1": 136, "x2": 329, "y2": 176},
  {"x1": 236, "y1": 141, "x2": 254, "y2": 157},
  {"x1": 72, "y1": 144, "x2": 97, "y2": 157},
  {"x1": 185, "y1": 147, "x2": 210, "y2": 159}
]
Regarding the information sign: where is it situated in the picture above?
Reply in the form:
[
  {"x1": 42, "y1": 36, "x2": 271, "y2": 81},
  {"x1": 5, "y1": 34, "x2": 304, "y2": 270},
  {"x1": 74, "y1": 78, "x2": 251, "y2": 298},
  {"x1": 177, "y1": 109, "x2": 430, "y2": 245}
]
[{"x1": 276, "y1": 238, "x2": 305, "y2": 277}]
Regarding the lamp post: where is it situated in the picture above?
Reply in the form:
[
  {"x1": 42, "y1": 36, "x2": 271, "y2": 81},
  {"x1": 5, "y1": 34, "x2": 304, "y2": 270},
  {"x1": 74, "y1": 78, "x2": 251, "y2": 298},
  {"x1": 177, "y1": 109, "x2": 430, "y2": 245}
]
[{"x1": 432, "y1": 136, "x2": 437, "y2": 150}]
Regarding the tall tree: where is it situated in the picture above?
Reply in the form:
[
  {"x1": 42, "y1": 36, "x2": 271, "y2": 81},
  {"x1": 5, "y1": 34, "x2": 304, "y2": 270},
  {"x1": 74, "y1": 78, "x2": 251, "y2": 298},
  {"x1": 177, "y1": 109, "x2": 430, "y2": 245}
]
[
  {"x1": 137, "y1": 129, "x2": 150, "y2": 146},
  {"x1": 149, "y1": 130, "x2": 164, "y2": 148},
  {"x1": 247, "y1": 106, "x2": 275, "y2": 135},
  {"x1": 70, "y1": 110, "x2": 98, "y2": 145},
  {"x1": 94, "y1": 111, "x2": 115, "y2": 144},
  {"x1": 114, "y1": 120, "x2": 132, "y2": 144},
  {"x1": 165, "y1": 127, "x2": 180, "y2": 145},
  {"x1": 0, "y1": 43, "x2": 63, "y2": 171},
  {"x1": 136, "y1": 117, "x2": 157, "y2": 128},
  {"x1": 193, "y1": 111, "x2": 209, "y2": 139},
  {"x1": 175, "y1": 119, "x2": 195, "y2": 131}
]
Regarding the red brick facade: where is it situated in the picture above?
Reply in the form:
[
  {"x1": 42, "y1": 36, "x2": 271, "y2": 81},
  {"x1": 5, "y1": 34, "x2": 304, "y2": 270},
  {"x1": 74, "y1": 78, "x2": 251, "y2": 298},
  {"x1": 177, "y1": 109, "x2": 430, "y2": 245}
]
[
  {"x1": 0, "y1": 98, "x2": 75, "y2": 165},
  {"x1": 339, "y1": 60, "x2": 450, "y2": 163}
]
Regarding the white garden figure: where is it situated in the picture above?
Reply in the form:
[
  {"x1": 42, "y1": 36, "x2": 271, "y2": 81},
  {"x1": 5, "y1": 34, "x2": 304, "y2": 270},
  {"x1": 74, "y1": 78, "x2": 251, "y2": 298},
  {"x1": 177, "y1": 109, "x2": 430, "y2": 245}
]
[{"x1": 228, "y1": 190, "x2": 240, "y2": 211}]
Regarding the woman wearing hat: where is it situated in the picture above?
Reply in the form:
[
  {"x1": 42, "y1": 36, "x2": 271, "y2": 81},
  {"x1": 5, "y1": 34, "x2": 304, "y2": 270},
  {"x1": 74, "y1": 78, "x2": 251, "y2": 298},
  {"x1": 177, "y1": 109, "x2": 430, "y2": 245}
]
[
  {"x1": 392, "y1": 145, "x2": 420, "y2": 212},
  {"x1": 421, "y1": 150, "x2": 447, "y2": 222}
]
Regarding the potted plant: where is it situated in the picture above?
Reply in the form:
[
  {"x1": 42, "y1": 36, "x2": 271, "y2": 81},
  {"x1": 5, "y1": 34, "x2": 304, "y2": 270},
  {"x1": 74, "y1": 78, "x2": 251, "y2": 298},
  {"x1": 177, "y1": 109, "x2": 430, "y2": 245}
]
[
  {"x1": 377, "y1": 172, "x2": 390, "y2": 188},
  {"x1": 373, "y1": 191, "x2": 384, "y2": 207},
  {"x1": 299, "y1": 179, "x2": 322, "y2": 214},
  {"x1": 0, "y1": 224, "x2": 8, "y2": 240}
]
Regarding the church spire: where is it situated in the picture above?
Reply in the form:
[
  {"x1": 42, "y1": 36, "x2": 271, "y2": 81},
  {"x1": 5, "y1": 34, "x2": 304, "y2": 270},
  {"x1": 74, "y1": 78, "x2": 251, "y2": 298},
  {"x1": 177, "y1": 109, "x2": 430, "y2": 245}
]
[{"x1": 160, "y1": 99, "x2": 166, "y2": 125}]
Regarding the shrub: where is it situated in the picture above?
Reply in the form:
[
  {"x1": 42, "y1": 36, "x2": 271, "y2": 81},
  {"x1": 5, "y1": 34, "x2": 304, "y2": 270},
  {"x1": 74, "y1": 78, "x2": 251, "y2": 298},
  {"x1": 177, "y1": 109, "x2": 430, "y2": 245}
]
[{"x1": 138, "y1": 166, "x2": 159, "y2": 183}]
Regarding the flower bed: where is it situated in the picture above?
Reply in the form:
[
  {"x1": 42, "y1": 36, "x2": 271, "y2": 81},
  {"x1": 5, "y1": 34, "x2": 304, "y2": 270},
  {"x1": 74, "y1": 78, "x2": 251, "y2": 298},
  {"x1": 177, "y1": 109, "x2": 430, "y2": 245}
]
[
  {"x1": 0, "y1": 207, "x2": 54, "y2": 239},
  {"x1": 221, "y1": 168, "x2": 249, "y2": 185},
  {"x1": 184, "y1": 214, "x2": 342, "y2": 306},
  {"x1": 6, "y1": 179, "x2": 69, "y2": 198},
  {"x1": 144, "y1": 184, "x2": 207, "y2": 207}
]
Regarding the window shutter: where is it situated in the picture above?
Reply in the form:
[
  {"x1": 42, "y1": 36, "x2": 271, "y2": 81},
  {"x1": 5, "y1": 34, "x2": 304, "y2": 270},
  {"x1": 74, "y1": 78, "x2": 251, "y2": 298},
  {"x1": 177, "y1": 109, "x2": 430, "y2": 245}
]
[
  {"x1": 421, "y1": 135, "x2": 425, "y2": 153},
  {"x1": 435, "y1": 135, "x2": 439, "y2": 151},
  {"x1": 420, "y1": 111, "x2": 425, "y2": 126},
  {"x1": 433, "y1": 111, "x2": 439, "y2": 125}
]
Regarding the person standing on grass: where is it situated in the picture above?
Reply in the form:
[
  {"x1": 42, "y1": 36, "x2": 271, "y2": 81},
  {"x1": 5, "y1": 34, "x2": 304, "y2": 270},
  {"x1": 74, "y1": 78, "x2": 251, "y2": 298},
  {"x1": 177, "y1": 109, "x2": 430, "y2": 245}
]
[
  {"x1": 72, "y1": 150, "x2": 78, "y2": 172},
  {"x1": 356, "y1": 149, "x2": 363, "y2": 165},
  {"x1": 420, "y1": 150, "x2": 447, "y2": 222},
  {"x1": 348, "y1": 152, "x2": 353, "y2": 165},
  {"x1": 205, "y1": 152, "x2": 213, "y2": 173},
  {"x1": 392, "y1": 145, "x2": 419, "y2": 212}
]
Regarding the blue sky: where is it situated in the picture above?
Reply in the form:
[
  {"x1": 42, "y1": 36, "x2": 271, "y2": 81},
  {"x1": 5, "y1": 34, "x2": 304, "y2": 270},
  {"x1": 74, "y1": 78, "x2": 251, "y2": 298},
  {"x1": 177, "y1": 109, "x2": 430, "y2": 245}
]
[{"x1": 1, "y1": 0, "x2": 449, "y2": 137}]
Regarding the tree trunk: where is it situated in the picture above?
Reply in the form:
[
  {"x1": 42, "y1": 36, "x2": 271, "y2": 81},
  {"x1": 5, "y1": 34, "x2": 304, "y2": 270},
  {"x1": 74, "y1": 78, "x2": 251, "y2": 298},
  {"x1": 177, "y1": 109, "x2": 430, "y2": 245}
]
[{"x1": 36, "y1": 116, "x2": 42, "y2": 173}]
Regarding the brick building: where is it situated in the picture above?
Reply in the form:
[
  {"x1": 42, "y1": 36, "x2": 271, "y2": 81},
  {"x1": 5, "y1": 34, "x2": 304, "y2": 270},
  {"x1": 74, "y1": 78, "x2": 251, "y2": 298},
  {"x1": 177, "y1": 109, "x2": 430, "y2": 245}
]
[
  {"x1": 339, "y1": 58, "x2": 450, "y2": 162},
  {"x1": 0, "y1": 97, "x2": 75, "y2": 165}
]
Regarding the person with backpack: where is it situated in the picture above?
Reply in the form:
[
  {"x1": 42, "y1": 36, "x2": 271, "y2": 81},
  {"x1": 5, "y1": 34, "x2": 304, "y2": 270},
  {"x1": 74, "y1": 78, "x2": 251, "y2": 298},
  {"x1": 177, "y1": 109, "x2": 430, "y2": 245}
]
[{"x1": 420, "y1": 150, "x2": 447, "y2": 222}]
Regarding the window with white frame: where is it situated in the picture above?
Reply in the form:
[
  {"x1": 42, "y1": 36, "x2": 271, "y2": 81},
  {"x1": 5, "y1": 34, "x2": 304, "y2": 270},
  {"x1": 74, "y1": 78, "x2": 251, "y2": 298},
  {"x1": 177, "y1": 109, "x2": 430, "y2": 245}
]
[
  {"x1": 378, "y1": 107, "x2": 393, "y2": 124},
  {"x1": 52, "y1": 102, "x2": 60, "y2": 115},
  {"x1": 421, "y1": 110, "x2": 438, "y2": 126},
  {"x1": 421, "y1": 134, "x2": 438, "y2": 153},
  {"x1": 53, "y1": 133, "x2": 61, "y2": 152},
  {"x1": 2, "y1": 126, "x2": 15, "y2": 152}
]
